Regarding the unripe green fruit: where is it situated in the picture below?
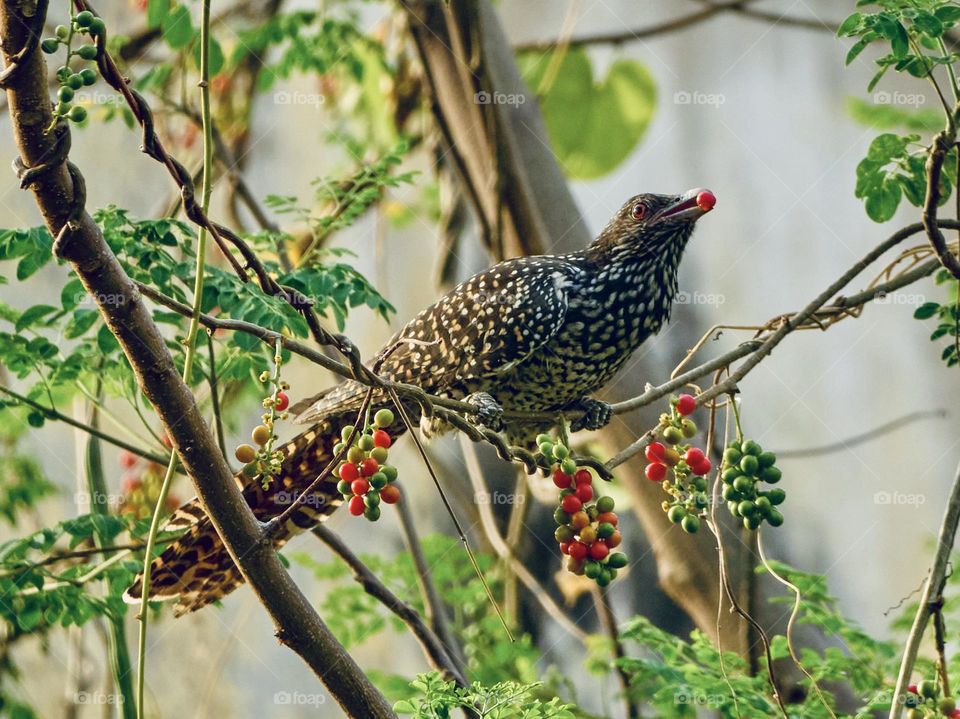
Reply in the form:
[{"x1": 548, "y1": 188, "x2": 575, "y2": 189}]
[
  {"x1": 743, "y1": 514, "x2": 761, "y2": 530},
  {"x1": 584, "y1": 561, "x2": 601, "y2": 579},
  {"x1": 560, "y1": 458, "x2": 577, "y2": 475},
  {"x1": 336, "y1": 479, "x2": 351, "y2": 496},
  {"x1": 381, "y1": 465, "x2": 398, "y2": 482},
  {"x1": 733, "y1": 476, "x2": 754, "y2": 493},
  {"x1": 607, "y1": 552, "x2": 628, "y2": 569},
  {"x1": 536, "y1": 433, "x2": 552, "y2": 446},
  {"x1": 681, "y1": 514, "x2": 700, "y2": 534},
  {"x1": 586, "y1": 505, "x2": 600, "y2": 521},
  {"x1": 333, "y1": 442, "x2": 345, "y2": 455},
  {"x1": 88, "y1": 18, "x2": 106, "y2": 36},
  {"x1": 347, "y1": 447, "x2": 365, "y2": 464},
  {"x1": 76, "y1": 44, "x2": 98, "y2": 60},
  {"x1": 693, "y1": 476, "x2": 707, "y2": 492},
  {"x1": 370, "y1": 446, "x2": 389, "y2": 463},
  {"x1": 553, "y1": 508, "x2": 571, "y2": 525},
  {"x1": 722, "y1": 467, "x2": 742, "y2": 483},
  {"x1": 738, "y1": 500, "x2": 757, "y2": 517},
  {"x1": 79, "y1": 68, "x2": 97, "y2": 85},
  {"x1": 722, "y1": 484, "x2": 741, "y2": 502},
  {"x1": 755, "y1": 496, "x2": 772, "y2": 514},
  {"x1": 662, "y1": 426, "x2": 683, "y2": 445},
  {"x1": 364, "y1": 505, "x2": 381, "y2": 521},
  {"x1": 358, "y1": 434, "x2": 375, "y2": 451},
  {"x1": 374, "y1": 408, "x2": 394, "y2": 427},
  {"x1": 740, "y1": 455, "x2": 759, "y2": 475},
  {"x1": 68, "y1": 105, "x2": 87, "y2": 122},
  {"x1": 552, "y1": 443, "x2": 569, "y2": 460},
  {"x1": 67, "y1": 73, "x2": 84, "y2": 89},
  {"x1": 597, "y1": 522, "x2": 615, "y2": 539},
  {"x1": 938, "y1": 697, "x2": 956, "y2": 713},
  {"x1": 761, "y1": 467, "x2": 783, "y2": 484},
  {"x1": 758, "y1": 451, "x2": 777, "y2": 468},
  {"x1": 667, "y1": 505, "x2": 686, "y2": 524},
  {"x1": 555, "y1": 526, "x2": 574, "y2": 543},
  {"x1": 370, "y1": 473, "x2": 388, "y2": 490},
  {"x1": 595, "y1": 570, "x2": 611, "y2": 587},
  {"x1": 55, "y1": 25, "x2": 70, "y2": 39},
  {"x1": 680, "y1": 418, "x2": 697, "y2": 438},
  {"x1": 41, "y1": 38, "x2": 59, "y2": 54},
  {"x1": 742, "y1": 440, "x2": 762, "y2": 456},
  {"x1": 766, "y1": 509, "x2": 784, "y2": 527},
  {"x1": 538, "y1": 442, "x2": 553, "y2": 457},
  {"x1": 596, "y1": 496, "x2": 615, "y2": 513},
  {"x1": 919, "y1": 680, "x2": 938, "y2": 699},
  {"x1": 727, "y1": 500, "x2": 740, "y2": 516},
  {"x1": 765, "y1": 488, "x2": 787, "y2": 505},
  {"x1": 364, "y1": 492, "x2": 381, "y2": 508},
  {"x1": 75, "y1": 11, "x2": 95, "y2": 27},
  {"x1": 341, "y1": 426, "x2": 356, "y2": 442},
  {"x1": 723, "y1": 448, "x2": 742, "y2": 465}
]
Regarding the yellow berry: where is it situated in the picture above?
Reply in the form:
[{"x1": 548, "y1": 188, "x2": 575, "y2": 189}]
[
  {"x1": 252, "y1": 425, "x2": 271, "y2": 445},
  {"x1": 235, "y1": 444, "x2": 257, "y2": 464}
]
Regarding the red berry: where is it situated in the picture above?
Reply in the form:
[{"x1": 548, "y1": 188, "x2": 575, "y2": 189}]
[
  {"x1": 691, "y1": 458, "x2": 712, "y2": 476},
  {"x1": 338, "y1": 463, "x2": 359, "y2": 482},
  {"x1": 119, "y1": 450, "x2": 138, "y2": 469},
  {"x1": 696, "y1": 189, "x2": 716, "y2": 212},
  {"x1": 597, "y1": 511, "x2": 618, "y2": 526},
  {"x1": 348, "y1": 496, "x2": 365, "y2": 516},
  {"x1": 274, "y1": 392, "x2": 289, "y2": 411},
  {"x1": 950, "y1": 710, "x2": 960, "y2": 719},
  {"x1": 589, "y1": 541, "x2": 609, "y2": 561},
  {"x1": 558, "y1": 542, "x2": 570, "y2": 555},
  {"x1": 907, "y1": 685, "x2": 918, "y2": 695},
  {"x1": 645, "y1": 442, "x2": 666, "y2": 463},
  {"x1": 350, "y1": 478, "x2": 370, "y2": 496},
  {"x1": 552, "y1": 469, "x2": 572, "y2": 489},
  {"x1": 121, "y1": 474, "x2": 142, "y2": 493},
  {"x1": 607, "y1": 530, "x2": 622, "y2": 548},
  {"x1": 574, "y1": 469, "x2": 592, "y2": 485},
  {"x1": 561, "y1": 494, "x2": 582, "y2": 514},
  {"x1": 380, "y1": 484, "x2": 400, "y2": 504},
  {"x1": 360, "y1": 458, "x2": 379, "y2": 477},
  {"x1": 676, "y1": 394, "x2": 696, "y2": 416},
  {"x1": 372, "y1": 430, "x2": 391, "y2": 448},
  {"x1": 645, "y1": 462, "x2": 667, "y2": 482},
  {"x1": 575, "y1": 483, "x2": 593, "y2": 503},
  {"x1": 685, "y1": 448, "x2": 705, "y2": 466},
  {"x1": 568, "y1": 541, "x2": 588, "y2": 560}
]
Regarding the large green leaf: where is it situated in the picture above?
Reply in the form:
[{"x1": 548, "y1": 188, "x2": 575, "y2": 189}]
[{"x1": 520, "y1": 49, "x2": 657, "y2": 180}]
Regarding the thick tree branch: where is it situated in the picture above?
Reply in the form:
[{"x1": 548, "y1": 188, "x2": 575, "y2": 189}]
[{"x1": 0, "y1": 6, "x2": 393, "y2": 717}]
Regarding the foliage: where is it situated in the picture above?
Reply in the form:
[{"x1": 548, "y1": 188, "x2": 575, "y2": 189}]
[
  {"x1": 393, "y1": 674, "x2": 576, "y2": 718},
  {"x1": 913, "y1": 268, "x2": 960, "y2": 366}
]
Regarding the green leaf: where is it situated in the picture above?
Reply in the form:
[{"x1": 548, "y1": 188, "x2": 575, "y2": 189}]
[
  {"x1": 14, "y1": 304, "x2": 57, "y2": 332},
  {"x1": 846, "y1": 36, "x2": 872, "y2": 65},
  {"x1": 162, "y1": 5, "x2": 194, "y2": 49},
  {"x1": 60, "y1": 278, "x2": 86, "y2": 311},
  {"x1": 913, "y1": 12, "x2": 944, "y2": 37},
  {"x1": 914, "y1": 301, "x2": 941, "y2": 320},
  {"x1": 147, "y1": 0, "x2": 170, "y2": 29},
  {"x1": 935, "y1": 7, "x2": 960, "y2": 23},
  {"x1": 837, "y1": 12, "x2": 863, "y2": 36},
  {"x1": 519, "y1": 49, "x2": 656, "y2": 180},
  {"x1": 192, "y1": 35, "x2": 224, "y2": 75},
  {"x1": 64, "y1": 309, "x2": 99, "y2": 339},
  {"x1": 864, "y1": 177, "x2": 902, "y2": 222}
]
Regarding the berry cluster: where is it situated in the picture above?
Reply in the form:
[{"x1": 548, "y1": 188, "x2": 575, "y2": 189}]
[
  {"x1": 117, "y1": 450, "x2": 181, "y2": 519},
  {"x1": 540, "y1": 435, "x2": 628, "y2": 587},
  {"x1": 335, "y1": 408, "x2": 400, "y2": 522},
  {"x1": 905, "y1": 680, "x2": 959, "y2": 718},
  {"x1": 40, "y1": 10, "x2": 103, "y2": 126},
  {"x1": 720, "y1": 439, "x2": 785, "y2": 529},
  {"x1": 234, "y1": 349, "x2": 290, "y2": 487},
  {"x1": 648, "y1": 394, "x2": 712, "y2": 534}
]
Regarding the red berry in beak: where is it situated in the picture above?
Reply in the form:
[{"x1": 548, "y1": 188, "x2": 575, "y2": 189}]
[{"x1": 696, "y1": 190, "x2": 716, "y2": 212}]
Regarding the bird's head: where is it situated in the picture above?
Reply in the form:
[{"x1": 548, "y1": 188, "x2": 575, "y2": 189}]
[{"x1": 589, "y1": 188, "x2": 716, "y2": 261}]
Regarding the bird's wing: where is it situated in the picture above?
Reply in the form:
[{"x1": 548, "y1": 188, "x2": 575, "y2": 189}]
[{"x1": 292, "y1": 257, "x2": 572, "y2": 424}]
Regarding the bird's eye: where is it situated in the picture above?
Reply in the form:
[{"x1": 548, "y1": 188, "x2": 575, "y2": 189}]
[{"x1": 632, "y1": 202, "x2": 648, "y2": 221}]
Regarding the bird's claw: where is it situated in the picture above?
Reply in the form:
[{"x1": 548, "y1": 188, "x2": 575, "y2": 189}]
[
  {"x1": 465, "y1": 392, "x2": 504, "y2": 432},
  {"x1": 571, "y1": 397, "x2": 612, "y2": 432}
]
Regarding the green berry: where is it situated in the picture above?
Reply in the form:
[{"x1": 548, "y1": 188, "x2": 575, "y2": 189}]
[
  {"x1": 88, "y1": 17, "x2": 106, "y2": 36},
  {"x1": 606, "y1": 552, "x2": 628, "y2": 569},
  {"x1": 743, "y1": 514, "x2": 761, "y2": 530},
  {"x1": 370, "y1": 446, "x2": 389, "y2": 464},
  {"x1": 766, "y1": 509, "x2": 784, "y2": 527},
  {"x1": 596, "y1": 496, "x2": 615, "y2": 513},
  {"x1": 597, "y1": 522, "x2": 615, "y2": 539},
  {"x1": 723, "y1": 448, "x2": 742, "y2": 465},
  {"x1": 79, "y1": 67, "x2": 97, "y2": 85},
  {"x1": 742, "y1": 440, "x2": 762, "y2": 456},
  {"x1": 67, "y1": 73, "x2": 84, "y2": 90},
  {"x1": 74, "y1": 10, "x2": 95, "y2": 27},
  {"x1": 58, "y1": 85, "x2": 74, "y2": 102},
  {"x1": 55, "y1": 25, "x2": 69, "y2": 39},
  {"x1": 336, "y1": 479, "x2": 351, "y2": 496},
  {"x1": 938, "y1": 697, "x2": 956, "y2": 713},
  {"x1": 667, "y1": 505, "x2": 686, "y2": 524},
  {"x1": 663, "y1": 426, "x2": 683, "y2": 445},
  {"x1": 721, "y1": 467, "x2": 742, "y2": 483},
  {"x1": 341, "y1": 426, "x2": 356, "y2": 442},
  {"x1": 41, "y1": 38, "x2": 59, "y2": 54},
  {"x1": 586, "y1": 505, "x2": 600, "y2": 521},
  {"x1": 740, "y1": 455, "x2": 759, "y2": 475},
  {"x1": 373, "y1": 408, "x2": 394, "y2": 427},
  {"x1": 584, "y1": 561, "x2": 601, "y2": 579},
  {"x1": 693, "y1": 476, "x2": 707, "y2": 492},
  {"x1": 760, "y1": 467, "x2": 782, "y2": 484},
  {"x1": 758, "y1": 451, "x2": 777, "y2": 468},
  {"x1": 606, "y1": 568, "x2": 618, "y2": 581},
  {"x1": 765, "y1": 488, "x2": 786, "y2": 505},
  {"x1": 347, "y1": 446, "x2": 365, "y2": 465},
  {"x1": 553, "y1": 508, "x2": 570, "y2": 525},
  {"x1": 357, "y1": 434, "x2": 375, "y2": 451},
  {"x1": 727, "y1": 500, "x2": 740, "y2": 517},
  {"x1": 67, "y1": 105, "x2": 87, "y2": 122},
  {"x1": 681, "y1": 514, "x2": 700, "y2": 534},
  {"x1": 76, "y1": 44, "x2": 98, "y2": 60},
  {"x1": 560, "y1": 458, "x2": 577, "y2": 476},
  {"x1": 595, "y1": 569, "x2": 612, "y2": 587},
  {"x1": 381, "y1": 465, "x2": 398, "y2": 482},
  {"x1": 738, "y1": 500, "x2": 757, "y2": 517},
  {"x1": 333, "y1": 442, "x2": 345, "y2": 455},
  {"x1": 722, "y1": 484, "x2": 741, "y2": 502},
  {"x1": 755, "y1": 496, "x2": 772, "y2": 515},
  {"x1": 680, "y1": 418, "x2": 697, "y2": 438},
  {"x1": 536, "y1": 433, "x2": 552, "y2": 446},
  {"x1": 555, "y1": 526, "x2": 574, "y2": 543},
  {"x1": 56, "y1": 65, "x2": 71, "y2": 81},
  {"x1": 727, "y1": 439, "x2": 742, "y2": 450},
  {"x1": 364, "y1": 505, "x2": 381, "y2": 521},
  {"x1": 552, "y1": 443, "x2": 569, "y2": 460},
  {"x1": 370, "y1": 472, "x2": 388, "y2": 490},
  {"x1": 919, "y1": 680, "x2": 938, "y2": 700},
  {"x1": 732, "y1": 476, "x2": 754, "y2": 494},
  {"x1": 364, "y1": 492, "x2": 381, "y2": 508},
  {"x1": 538, "y1": 442, "x2": 553, "y2": 456}
]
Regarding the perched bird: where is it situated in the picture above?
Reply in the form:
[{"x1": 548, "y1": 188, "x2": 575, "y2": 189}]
[{"x1": 125, "y1": 188, "x2": 716, "y2": 614}]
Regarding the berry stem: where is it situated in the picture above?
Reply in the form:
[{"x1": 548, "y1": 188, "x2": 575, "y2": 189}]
[{"x1": 730, "y1": 393, "x2": 744, "y2": 440}]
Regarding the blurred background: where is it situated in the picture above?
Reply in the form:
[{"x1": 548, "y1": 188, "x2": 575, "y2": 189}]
[{"x1": 1, "y1": 0, "x2": 957, "y2": 716}]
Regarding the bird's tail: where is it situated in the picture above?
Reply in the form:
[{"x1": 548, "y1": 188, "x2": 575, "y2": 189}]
[{"x1": 124, "y1": 410, "x2": 388, "y2": 616}]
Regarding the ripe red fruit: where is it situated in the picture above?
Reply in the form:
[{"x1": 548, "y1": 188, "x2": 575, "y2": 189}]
[
  {"x1": 645, "y1": 462, "x2": 667, "y2": 482},
  {"x1": 589, "y1": 541, "x2": 609, "y2": 561},
  {"x1": 607, "y1": 530, "x2": 622, "y2": 548},
  {"x1": 351, "y1": 478, "x2": 370, "y2": 496},
  {"x1": 567, "y1": 541, "x2": 588, "y2": 560},
  {"x1": 274, "y1": 392, "x2": 289, "y2": 411},
  {"x1": 950, "y1": 710, "x2": 960, "y2": 719},
  {"x1": 372, "y1": 430, "x2": 391, "y2": 448},
  {"x1": 558, "y1": 542, "x2": 570, "y2": 555},
  {"x1": 338, "y1": 463, "x2": 359, "y2": 482},
  {"x1": 907, "y1": 685, "x2": 918, "y2": 695},
  {"x1": 691, "y1": 459, "x2": 712, "y2": 476},
  {"x1": 597, "y1": 511, "x2": 618, "y2": 526},
  {"x1": 553, "y1": 469, "x2": 572, "y2": 489},
  {"x1": 696, "y1": 189, "x2": 716, "y2": 212},
  {"x1": 676, "y1": 394, "x2": 696, "y2": 416},
  {"x1": 645, "y1": 442, "x2": 666, "y2": 463},
  {"x1": 119, "y1": 450, "x2": 138, "y2": 469},
  {"x1": 561, "y1": 494, "x2": 582, "y2": 514},
  {"x1": 360, "y1": 458, "x2": 379, "y2": 477},
  {"x1": 685, "y1": 448, "x2": 705, "y2": 466},
  {"x1": 575, "y1": 483, "x2": 593, "y2": 503},
  {"x1": 348, "y1": 496, "x2": 365, "y2": 516},
  {"x1": 574, "y1": 469, "x2": 592, "y2": 485},
  {"x1": 380, "y1": 484, "x2": 400, "y2": 504}
]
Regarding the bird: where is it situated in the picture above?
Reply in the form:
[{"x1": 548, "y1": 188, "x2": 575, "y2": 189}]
[{"x1": 125, "y1": 188, "x2": 716, "y2": 615}]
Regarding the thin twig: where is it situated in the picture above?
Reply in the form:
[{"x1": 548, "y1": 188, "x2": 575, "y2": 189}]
[
  {"x1": 774, "y1": 409, "x2": 947, "y2": 458},
  {"x1": 590, "y1": 586, "x2": 638, "y2": 719}
]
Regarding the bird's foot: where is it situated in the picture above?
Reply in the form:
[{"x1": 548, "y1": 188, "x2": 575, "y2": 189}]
[
  {"x1": 571, "y1": 397, "x2": 613, "y2": 432},
  {"x1": 465, "y1": 392, "x2": 504, "y2": 432}
]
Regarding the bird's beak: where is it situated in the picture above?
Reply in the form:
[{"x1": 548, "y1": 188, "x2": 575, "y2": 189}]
[{"x1": 652, "y1": 188, "x2": 716, "y2": 224}]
